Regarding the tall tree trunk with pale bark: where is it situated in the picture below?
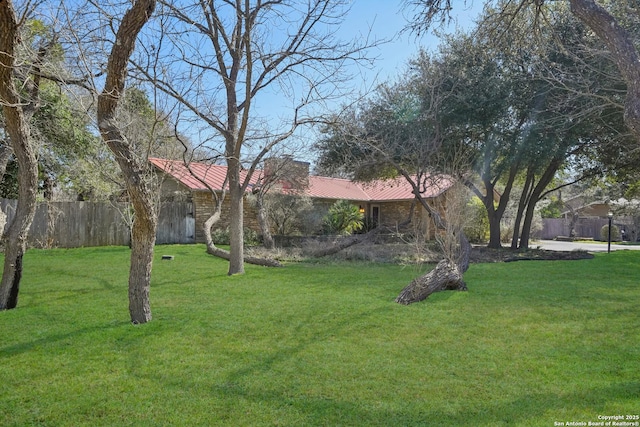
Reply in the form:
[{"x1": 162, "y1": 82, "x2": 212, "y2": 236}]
[
  {"x1": 97, "y1": 0, "x2": 157, "y2": 324},
  {"x1": 0, "y1": 1, "x2": 39, "y2": 310},
  {"x1": 226, "y1": 157, "x2": 245, "y2": 275}
]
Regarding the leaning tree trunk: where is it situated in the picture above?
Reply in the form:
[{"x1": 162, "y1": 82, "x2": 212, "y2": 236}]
[
  {"x1": 395, "y1": 259, "x2": 467, "y2": 305},
  {"x1": 382, "y1": 176, "x2": 471, "y2": 305},
  {"x1": 0, "y1": 111, "x2": 37, "y2": 309},
  {"x1": 97, "y1": 0, "x2": 157, "y2": 324},
  {"x1": 394, "y1": 184, "x2": 472, "y2": 305},
  {"x1": 0, "y1": 1, "x2": 39, "y2": 310},
  {"x1": 395, "y1": 231, "x2": 470, "y2": 305}
]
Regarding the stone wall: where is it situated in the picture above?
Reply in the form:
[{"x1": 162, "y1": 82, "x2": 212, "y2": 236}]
[
  {"x1": 192, "y1": 191, "x2": 261, "y2": 243},
  {"x1": 376, "y1": 200, "x2": 435, "y2": 239},
  {"x1": 191, "y1": 191, "x2": 446, "y2": 243},
  {"x1": 309, "y1": 197, "x2": 444, "y2": 240}
]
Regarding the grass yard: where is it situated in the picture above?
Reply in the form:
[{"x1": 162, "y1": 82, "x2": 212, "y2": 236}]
[{"x1": 1, "y1": 245, "x2": 639, "y2": 426}]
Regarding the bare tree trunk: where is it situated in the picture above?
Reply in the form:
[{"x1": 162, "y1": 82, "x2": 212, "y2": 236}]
[
  {"x1": 0, "y1": 135, "x2": 37, "y2": 309},
  {"x1": 467, "y1": 177, "x2": 504, "y2": 249},
  {"x1": 203, "y1": 209, "x2": 225, "y2": 256},
  {"x1": 511, "y1": 170, "x2": 534, "y2": 249},
  {"x1": 487, "y1": 210, "x2": 502, "y2": 249},
  {"x1": 177, "y1": 157, "x2": 279, "y2": 268},
  {"x1": 97, "y1": 0, "x2": 157, "y2": 324},
  {"x1": 227, "y1": 158, "x2": 245, "y2": 275},
  {"x1": 395, "y1": 232, "x2": 470, "y2": 304},
  {"x1": 0, "y1": 1, "x2": 39, "y2": 310},
  {"x1": 486, "y1": 163, "x2": 518, "y2": 249},
  {"x1": 518, "y1": 158, "x2": 561, "y2": 249}
]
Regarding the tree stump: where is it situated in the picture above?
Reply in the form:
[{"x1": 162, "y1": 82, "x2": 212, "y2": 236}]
[{"x1": 395, "y1": 259, "x2": 467, "y2": 305}]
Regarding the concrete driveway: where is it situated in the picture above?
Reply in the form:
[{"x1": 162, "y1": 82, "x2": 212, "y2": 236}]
[{"x1": 535, "y1": 239, "x2": 640, "y2": 252}]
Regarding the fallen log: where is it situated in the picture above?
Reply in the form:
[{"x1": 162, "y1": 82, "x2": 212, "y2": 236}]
[
  {"x1": 395, "y1": 259, "x2": 467, "y2": 305},
  {"x1": 206, "y1": 243, "x2": 282, "y2": 268}
]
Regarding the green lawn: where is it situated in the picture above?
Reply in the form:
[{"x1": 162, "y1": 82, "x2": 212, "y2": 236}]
[{"x1": 1, "y1": 245, "x2": 638, "y2": 426}]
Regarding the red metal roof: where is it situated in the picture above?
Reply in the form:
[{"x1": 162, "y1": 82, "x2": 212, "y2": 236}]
[
  {"x1": 307, "y1": 176, "x2": 370, "y2": 201},
  {"x1": 150, "y1": 158, "x2": 452, "y2": 202},
  {"x1": 150, "y1": 158, "x2": 260, "y2": 191},
  {"x1": 359, "y1": 175, "x2": 452, "y2": 200}
]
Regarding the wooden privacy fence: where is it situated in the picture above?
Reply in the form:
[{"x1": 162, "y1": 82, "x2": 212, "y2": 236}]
[
  {"x1": 540, "y1": 218, "x2": 610, "y2": 241},
  {"x1": 0, "y1": 199, "x2": 195, "y2": 248}
]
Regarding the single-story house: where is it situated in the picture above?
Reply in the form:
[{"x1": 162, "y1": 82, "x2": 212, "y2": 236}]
[
  {"x1": 150, "y1": 157, "x2": 454, "y2": 242},
  {"x1": 561, "y1": 198, "x2": 611, "y2": 219}
]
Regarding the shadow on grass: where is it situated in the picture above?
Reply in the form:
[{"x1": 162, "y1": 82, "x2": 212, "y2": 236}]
[
  {"x1": 202, "y1": 380, "x2": 640, "y2": 426},
  {"x1": 133, "y1": 297, "x2": 640, "y2": 425},
  {"x1": 0, "y1": 321, "x2": 129, "y2": 357}
]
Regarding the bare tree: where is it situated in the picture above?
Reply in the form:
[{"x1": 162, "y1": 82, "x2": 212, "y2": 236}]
[
  {"x1": 96, "y1": 0, "x2": 157, "y2": 324},
  {"x1": 250, "y1": 155, "x2": 313, "y2": 249},
  {"x1": 165, "y1": 149, "x2": 282, "y2": 267},
  {"x1": 136, "y1": 0, "x2": 378, "y2": 275},
  {"x1": 0, "y1": 1, "x2": 44, "y2": 309}
]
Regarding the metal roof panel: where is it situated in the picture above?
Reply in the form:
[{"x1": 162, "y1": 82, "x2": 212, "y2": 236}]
[{"x1": 151, "y1": 158, "x2": 453, "y2": 201}]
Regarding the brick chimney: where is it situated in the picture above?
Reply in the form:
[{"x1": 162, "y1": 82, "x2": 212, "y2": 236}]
[{"x1": 264, "y1": 155, "x2": 310, "y2": 192}]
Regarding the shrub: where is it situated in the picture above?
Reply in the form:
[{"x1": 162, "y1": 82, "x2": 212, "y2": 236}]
[
  {"x1": 211, "y1": 227, "x2": 261, "y2": 246},
  {"x1": 540, "y1": 196, "x2": 564, "y2": 218},
  {"x1": 463, "y1": 196, "x2": 489, "y2": 244},
  {"x1": 262, "y1": 193, "x2": 319, "y2": 235},
  {"x1": 600, "y1": 224, "x2": 621, "y2": 242},
  {"x1": 322, "y1": 200, "x2": 364, "y2": 235}
]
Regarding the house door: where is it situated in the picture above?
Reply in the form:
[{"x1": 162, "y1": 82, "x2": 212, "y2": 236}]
[{"x1": 371, "y1": 205, "x2": 380, "y2": 228}]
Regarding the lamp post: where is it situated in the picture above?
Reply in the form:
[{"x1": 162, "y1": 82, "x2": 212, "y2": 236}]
[{"x1": 608, "y1": 211, "x2": 613, "y2": 253}]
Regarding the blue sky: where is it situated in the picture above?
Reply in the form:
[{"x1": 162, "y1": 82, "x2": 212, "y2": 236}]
[{"x1": 339, "y1": 0, "x2": 485, "y2": 87}]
